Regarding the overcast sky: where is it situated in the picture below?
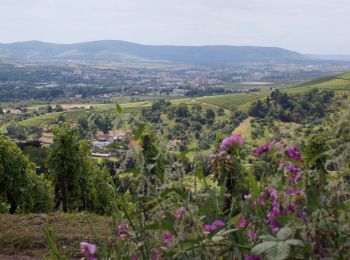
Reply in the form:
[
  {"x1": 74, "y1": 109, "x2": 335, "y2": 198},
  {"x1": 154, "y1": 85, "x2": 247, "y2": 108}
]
[{"x1": 0, "y1": 0, "x2": 349, "y2": 54}]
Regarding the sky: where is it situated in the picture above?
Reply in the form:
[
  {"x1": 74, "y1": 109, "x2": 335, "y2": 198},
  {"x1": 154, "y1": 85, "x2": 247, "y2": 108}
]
[{"x1": 0, "y1": 0, "x2": 349, "y2": 54}]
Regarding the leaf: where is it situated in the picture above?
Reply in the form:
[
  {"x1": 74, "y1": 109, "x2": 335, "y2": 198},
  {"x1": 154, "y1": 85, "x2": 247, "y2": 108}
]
[
  {"x1": 211, "y1": 235, "x2": 224, "y2": 242},
  {"x1": 208, "y1": 225, "x2": 226, "y2": 239},
  {"x1": 220, "y1": 228, "x2": 239, "y2": 236},
  {"x1": 134, "y1": 124, "x2": 145, "y2": 140},
  {"x1": 285, "y1": 239, "x2": 304, "y2": 247},
  {"x1": 265, "y1": 242, "x2": 290, "y2": 260},
  {"x1": 115, "y1": 103, "x2": 122, "y2": 114},
  {"x1": 306, "y1": 189, "x2": 323, "y2": 214},
  {"x1": 247, "y1": 171, "x2": 260, "y2": 195},
  {"x1": 276, "y1": 227, "x2": 293, "y2": 241},
  {"x1": 160, "y1": 219, "x2": 175, "y2": 232},
  {"x1": 207, "y1": 188, "x2": 219, "y2": 213},
  {"x1": 259, "y1": 235, "x2": 279, "y2": 241},
  {"x1": 251, "y1": 241, "x2": 277, "y2": 255},
  {"x1": 274, "y1": 215, "x2": 303, "y2": 226}
]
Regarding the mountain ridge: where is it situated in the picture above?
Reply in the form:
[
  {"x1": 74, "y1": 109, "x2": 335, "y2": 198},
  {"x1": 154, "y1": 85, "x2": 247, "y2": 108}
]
[{"x1": 0, "y1": 40, "x2": 310, "y2": 65}]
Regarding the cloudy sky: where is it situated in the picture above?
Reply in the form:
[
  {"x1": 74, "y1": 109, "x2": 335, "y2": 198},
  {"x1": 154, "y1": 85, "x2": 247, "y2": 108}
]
[{"x1": 0, "y1": 0, "x2": 349, "y2": 54}]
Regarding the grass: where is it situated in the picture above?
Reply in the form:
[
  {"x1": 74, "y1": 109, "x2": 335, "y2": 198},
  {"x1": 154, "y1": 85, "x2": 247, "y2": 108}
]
[{"x1": 0, "y1": 213, "x2": 111, "y2": 259}]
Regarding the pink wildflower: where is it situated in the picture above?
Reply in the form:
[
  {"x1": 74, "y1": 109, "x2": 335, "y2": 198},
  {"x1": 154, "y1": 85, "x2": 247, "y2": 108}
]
[
  {"x1": 231, "y1": 134, "x2": 244, "y2": 146},
  {"x1": 285, "y1": 146, "x2": 303, "y2": 162},
  {"x1": 162, "y1": 231, "x2": 172, "y2": 247},
  {"x1": 80, "y1": 242, "x2": 96, "y2": 258},
  {"x1": 247, "y1": 229, "x2": 257, "y2": 241},
  {"x1": 151, "y1": 247, "x2": 161, "y2": 260},
  {"x1": 220, "y1": 134, "x2": 244, "y2": 151},
  {"x1": 211, "y1": 220, "x2": 225, "y2": 229},
  {"x1": 254, "y1": 143, "x2": 272, "y2": 157},
  {"x1": 116, "y1": 222, "x2": 130, "y2": 240},
  {"x1": 258, "y1": 195, "x2": 265, "y2": 205},
  {"x1": 244, "y1": 194, "x2": 251, "y2": 200},
  {"x1": 203, "y1": 219, "x2": 225, "y2": 234},
  {"x1": 235, "y1": 216, "x2": 246, "y2": 228},
  {"x1": 175, "y1": 207, "x2": 186, "y2": 219},
  {"x1": 285, "y1": 163, "x2": 301, "y2": 175}
]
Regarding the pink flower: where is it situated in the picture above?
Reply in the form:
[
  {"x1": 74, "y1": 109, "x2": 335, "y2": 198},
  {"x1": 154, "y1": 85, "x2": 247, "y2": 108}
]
[
  {"x1": 220, "y1": 134, "x2": 244, "y2": 151},
  {"x1": 131, "y1": 257, "x2": 138, "y2": 260},
  {"x1": 151, "y1": 247, "x2": 161, "y2": 260},
  {"x1": 288, "y1": 201, "x2": 297, "y2": 212},
  {"x1": 285, "y1": 163, "x2": 301, "y2": 175},
  {"x1": 231, "y1": 134, "x2": 244, "y2": 146},
  {"x1": 162, "y1": 231, "x2": 173, "y2": 247},
  {"x1": 235, "y1": 216, "x2": 246, "y2": 228},
  {"x1": 175, "y1": 207, "x2": 186, "y2": 219},
  {"x1": 80, "y1": 242, "x2": 96, "y2": 257},
  {"x1": 247, "y1": 229, "x2": 257, "y2": 241},
  {"x1": 203, "y1": 224, "x2": 214, "y2": 234},
  {"x1": 285, "y1": 146, "x2": 303, "y2": 162},
  {"x1": 258, "y1": 196, "x2": 265, "y2": 205},
  {"x1": 252, "y1": 201, "x2": 257, "y2": 208},
  {"x1": 253, "y1": 143, "x2": 272, "y2": 157},
  {"x1": 244, "y1": 194, "x2": 251, "y2": 200},
  {"x1": 116, "y1": 222, "x2": 130, "y2": 240},
  {"x1": 203, "y1": 220, "x2": 225, "y2": 234},
  {"x1": 267, "y1": 188, "x2": 278, "y2": 206},
  {"x1": 212, "y1": 220, "x2": 225, "y2": 229},
  {"x1": 270, "y1": 219, "x2": 280, "y2": 233},
  {"x1": 220, "y1": 137, "x2": 233, "y2": 150}
]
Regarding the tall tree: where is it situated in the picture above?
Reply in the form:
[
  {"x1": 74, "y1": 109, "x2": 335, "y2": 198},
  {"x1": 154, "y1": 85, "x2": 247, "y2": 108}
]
[
  {"x1": 47, "y1": 123, "x2": 87, "y2": 212},
  {"x1": 0, "y1": 135, "x2": 52, "y2": 213}
]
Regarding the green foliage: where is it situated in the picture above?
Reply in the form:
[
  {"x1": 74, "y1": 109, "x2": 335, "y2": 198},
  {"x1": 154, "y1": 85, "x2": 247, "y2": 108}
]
[
  {"x1": 47, "y1": 122, "x2": 117, "y2": 214},
  {"x1": 0, "y1": 135, "x2": 52, "y2": 213},
  {"x1": 249, "y1": 89, "x2": 335, "y2": 123},
  {"x1": 6, "y1": 122, "x2": 28, "y2": 140},
  {"x1": 55, "y1": 104, "x2": 64, "y2": 112},
  {"x1": 252, "y1": 227, "x2": 304, "y2": 260},
  {"x1": 47, "y1": 123, "x2": 84, "y2": 212}
]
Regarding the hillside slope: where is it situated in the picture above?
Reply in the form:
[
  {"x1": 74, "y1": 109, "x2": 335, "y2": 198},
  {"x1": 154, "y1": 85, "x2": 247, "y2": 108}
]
[{"x1": 287, "y1": 72, "x2": 350, "y2": 93}]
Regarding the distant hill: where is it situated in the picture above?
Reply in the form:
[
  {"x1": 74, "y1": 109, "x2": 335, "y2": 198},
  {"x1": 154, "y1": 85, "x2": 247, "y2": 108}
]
[
  {"x1": 0, "y1": 40, "x2": 310, "y2": 65},
  {"x1": 307, "y1": 54, "x2": 350, "y2": 62}
]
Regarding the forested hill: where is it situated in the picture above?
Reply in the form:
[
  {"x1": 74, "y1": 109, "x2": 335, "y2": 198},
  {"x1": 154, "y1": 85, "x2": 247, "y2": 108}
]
[{"x1": 0, "y1": 40, "x2": 309, "y2": 65}]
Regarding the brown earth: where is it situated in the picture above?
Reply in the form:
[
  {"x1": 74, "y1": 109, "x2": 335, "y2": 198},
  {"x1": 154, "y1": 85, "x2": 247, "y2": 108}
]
[{"x1": 0, "y1": 213, "x2": 112, "y2": 259}]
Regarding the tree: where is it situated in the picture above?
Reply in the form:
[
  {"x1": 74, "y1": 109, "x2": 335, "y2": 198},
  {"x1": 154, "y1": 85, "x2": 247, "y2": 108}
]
[
  {"x1": 55, "y1": 104, "x2": 64, "y2": 112},
  {"x1": 46, "y1": 123, "x2": 87, "y2": 212},
  {"x1": 141, "y1": 129, "x2": 166, "y2": 196},
  {"x1": 47, "y1": 105, "x2": 53, "y2": 113},
  {"x1": 6, "y1": 123, "x2": 28, "y2": 140},
  {"x1": 0, "y1": 135, "x2": 52, "y2": 213},
  {"x1": 94, "y1": 115, "x2": 113, "y2": 134},
  {"x1": 176, "y1": 104, "x2": 190, "y2": 118},
  {"x1": 205, "y1": 108, "x2": 216, "y2": 119}
]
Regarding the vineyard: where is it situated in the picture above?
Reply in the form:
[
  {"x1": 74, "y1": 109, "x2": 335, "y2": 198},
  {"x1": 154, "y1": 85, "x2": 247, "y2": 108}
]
[{"x1": 196, "y1": 93, "x2": 264, "y2": 110}]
